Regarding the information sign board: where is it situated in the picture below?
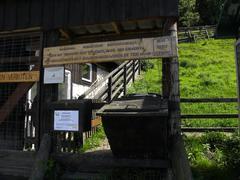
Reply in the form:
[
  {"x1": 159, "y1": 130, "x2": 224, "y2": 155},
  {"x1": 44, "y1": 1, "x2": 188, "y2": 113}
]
[{"x1": 54, "y1": 110, "x2": 79, "y2": 131}]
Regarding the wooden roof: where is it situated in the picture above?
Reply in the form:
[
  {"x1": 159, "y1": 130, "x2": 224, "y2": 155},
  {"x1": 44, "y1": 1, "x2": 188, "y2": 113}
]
[
  {"x1": 216, "y1": 0, "x2": 240, "y2": 38},
  {"x1": 0, "y1": 0, "x2": 178, "y2": 33}
]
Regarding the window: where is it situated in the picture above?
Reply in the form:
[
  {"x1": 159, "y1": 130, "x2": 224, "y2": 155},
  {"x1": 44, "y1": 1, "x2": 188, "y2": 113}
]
[{"x1": 82, "y1": 63, "x2": 92, "y2": 83}]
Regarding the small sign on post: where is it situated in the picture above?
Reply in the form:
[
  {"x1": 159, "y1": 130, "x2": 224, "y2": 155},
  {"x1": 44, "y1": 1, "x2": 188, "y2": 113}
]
[
  {"x1": 54, "y1": 110, "x2": 79, "y2": 132},
  {"x1": 44, "y1": 66, "x2": 64, "y2": 84}
]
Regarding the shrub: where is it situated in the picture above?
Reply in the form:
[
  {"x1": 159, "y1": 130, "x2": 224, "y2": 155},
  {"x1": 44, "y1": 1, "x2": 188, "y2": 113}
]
[
  {"x1": 200, "y1": 132, "x2": 227, "y2": 150},
  {"x1": 141, "y1": 60, "x2": 154, "y2": 71},
  {"x1": 222, "y1": 134, "x2": 240, "y2": 169},
  {"x1": 180, "y1": 60, "x2": 197, "y2": 68}
]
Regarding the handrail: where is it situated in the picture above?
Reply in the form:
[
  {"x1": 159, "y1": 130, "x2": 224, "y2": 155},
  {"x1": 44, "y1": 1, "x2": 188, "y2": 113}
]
[
  {"x1": 80, "y1": 61, "x2": 131, "y2": 99},
  {"x1": 81, "y1": 60, "x2": 140, "y2": 102}
]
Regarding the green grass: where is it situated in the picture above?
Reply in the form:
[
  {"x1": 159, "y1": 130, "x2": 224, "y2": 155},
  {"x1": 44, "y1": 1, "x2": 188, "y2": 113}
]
[
  {"x1": 129, "y1": 39, "x2": 238, "y2": 127},
  {"x1": 80, "y1": 126, "x2": 106, "y2": 152}
]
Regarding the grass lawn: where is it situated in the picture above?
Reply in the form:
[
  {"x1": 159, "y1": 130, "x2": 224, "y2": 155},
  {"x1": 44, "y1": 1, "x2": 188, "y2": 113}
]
[{"x1": 128, "y1": 39, "x2": 238, "y2": 127}]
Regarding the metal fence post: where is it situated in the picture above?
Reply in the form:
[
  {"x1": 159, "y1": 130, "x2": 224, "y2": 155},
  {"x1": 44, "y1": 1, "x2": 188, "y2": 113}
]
[
  {"x1": 123, "y1": 65, "x2": 127, "y2": 95},
  {"x1": 132, "y1": 60, "x2": 135, "y2": 82}
]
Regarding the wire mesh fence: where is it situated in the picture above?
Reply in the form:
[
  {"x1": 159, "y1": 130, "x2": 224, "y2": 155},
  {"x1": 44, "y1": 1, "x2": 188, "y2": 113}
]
[{"x1": 0, "y1": 32, "x2": 42, "y2": 151}]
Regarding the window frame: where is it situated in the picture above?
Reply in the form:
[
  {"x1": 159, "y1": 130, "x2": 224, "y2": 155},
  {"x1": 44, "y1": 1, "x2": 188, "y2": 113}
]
[{"x1": 81, "y1": 63, "x2": 93, "y2": 83}]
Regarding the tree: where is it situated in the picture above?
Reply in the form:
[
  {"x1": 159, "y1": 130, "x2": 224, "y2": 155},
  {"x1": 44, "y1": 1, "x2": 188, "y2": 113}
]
[
  {"x1": 196, "y1": 0, "x2": 225, "y2": 25},
  {"x1": 179, "y1": 0, "x2": 200, "y2": 27}
]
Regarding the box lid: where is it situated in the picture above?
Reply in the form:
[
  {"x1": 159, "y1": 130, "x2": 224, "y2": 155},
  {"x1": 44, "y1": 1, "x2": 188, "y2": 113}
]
[{"x1": 97, "y1": 94, "x2": 168, "y2": 116}]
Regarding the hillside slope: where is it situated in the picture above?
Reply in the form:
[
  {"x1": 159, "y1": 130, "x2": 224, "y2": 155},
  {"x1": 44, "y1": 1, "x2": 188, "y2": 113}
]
[{"x1": 129, "y1": 39, "x2": 237, "y2": 127}]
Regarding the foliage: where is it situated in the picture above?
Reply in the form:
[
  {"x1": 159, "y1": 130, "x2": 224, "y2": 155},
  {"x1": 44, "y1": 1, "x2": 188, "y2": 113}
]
[
  {"x1": 196, "y1": 0, "x2": 225, "y2": 25},
  {"x1": 80, "y1": 126, "x2": 106, "y2": 152},
  {"x1": 178, "y1": 0, "x2": 225, "y2": 26},
  {"x1": 140, "y1": 60, "x2": 154, "y2": 71},
  {"x1": 179, "y1": 0, "x2": 200, "y2": 27},
  {"x1": 200, "y1": 132, "x2": 227, "y2": 150},
  {"x1": 185, "y1": 133, "x2": 240, "y2": 180},
  {"x1": 128, "y1": 59, "x2": 162, "y2": 94},
  {"x1": 222, "y1": 133, "x2": 240, "y2": 169},
  {"x1": 44, "y1": 158, "x2": 58, "y2": 180}
]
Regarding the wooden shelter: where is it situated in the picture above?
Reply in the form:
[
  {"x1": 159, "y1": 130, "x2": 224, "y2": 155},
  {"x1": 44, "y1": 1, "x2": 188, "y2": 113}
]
[{"x1": 0, "y1": 1, "x2": 193, "y2": 179}]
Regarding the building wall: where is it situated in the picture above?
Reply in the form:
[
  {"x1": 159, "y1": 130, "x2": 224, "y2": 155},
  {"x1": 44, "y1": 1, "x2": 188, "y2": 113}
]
[{"x1": 72, "y1": 67, "x2": 109, "y2": 99}]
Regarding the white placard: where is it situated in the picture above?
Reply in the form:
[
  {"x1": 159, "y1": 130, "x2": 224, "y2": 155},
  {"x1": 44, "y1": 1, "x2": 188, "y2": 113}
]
[
  {"x1": 44, "y1": 66, "x2": 64, "y2": 84},
  {"x1": 54, "y1": 110, "x2": 79, "y2": 131}
]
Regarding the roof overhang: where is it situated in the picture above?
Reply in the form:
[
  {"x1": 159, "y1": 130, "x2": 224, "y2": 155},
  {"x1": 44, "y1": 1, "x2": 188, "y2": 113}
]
[{"x1": 0, "y1": 0, "x2": 179, "y2": 43}]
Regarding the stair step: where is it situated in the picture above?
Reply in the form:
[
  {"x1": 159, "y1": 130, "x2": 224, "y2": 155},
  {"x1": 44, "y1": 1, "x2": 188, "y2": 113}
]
[
  {"x1": 0, "y1": 166, "x2": 32, "y2": 177},
  {"x1": 61, "y1": 170, "x2": 168, "y2": 180},
  {"x1": 0, "y1": 150, "x2": 36, "y2": 178}
]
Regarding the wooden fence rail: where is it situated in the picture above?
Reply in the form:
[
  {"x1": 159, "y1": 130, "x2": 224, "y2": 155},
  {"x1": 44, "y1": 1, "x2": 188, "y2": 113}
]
[
  {"x1": 180, "y1": 97, "x2": 239, "y2": 133},
  {"x1": 181, "y1": 98, "x2": 237, "y2": 103},
  {"x1": 178, "y1": 25, "x2": 216, "y2": 43},
  {"x1": 182, "y1": 127, "x2": 238, "y2": 132}
]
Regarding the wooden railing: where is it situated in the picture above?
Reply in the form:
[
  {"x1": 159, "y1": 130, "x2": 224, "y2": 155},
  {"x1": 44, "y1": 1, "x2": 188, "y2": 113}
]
[
  {"x1": 178, "y1": 25, "x2": 216, "y2": 43},
  {"x1": 82, "y1": 60, "x2": 141, "y2": 102},
  {"x1": 180, "y1": 98, "x2": 239, "y2": 132}
]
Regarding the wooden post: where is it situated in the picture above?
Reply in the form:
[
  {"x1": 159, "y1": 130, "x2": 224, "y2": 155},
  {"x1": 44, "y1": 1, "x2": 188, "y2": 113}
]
[
  {"x1": 39, "y1": 31, "x2": 60, "y2": 141},
  {"x1": 123, "y1": 65, "x2": 127, "y2": 96},
  {"x1": 235, "y1": 39, "x2": 240, "y2": 135},
  {"x1": 108, "y1": 77, "x2": 112, "y2": 102},
  {"x1": 30, "y1": 134, "x2": 52, "y2": 180},
  {"x1": 162, "y1": 19, "x2": 192, "y2": 180},
  {"x1": 163, "y1": 19, "x2": 181, "y2": 134}
]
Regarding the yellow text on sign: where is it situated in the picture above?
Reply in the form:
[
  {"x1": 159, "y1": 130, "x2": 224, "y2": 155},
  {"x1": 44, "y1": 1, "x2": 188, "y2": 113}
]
[{"x1": 0, "y1": 71, "x2": 40, "y2": 83}]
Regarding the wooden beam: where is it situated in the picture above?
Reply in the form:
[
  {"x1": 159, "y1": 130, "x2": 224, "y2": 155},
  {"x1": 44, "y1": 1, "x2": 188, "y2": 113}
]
[
  {"x1": 0, "y1": 65, "x2": 40, "y2": 125},
  {"x1": 91, "y1": 117, "x2": 102, "y2": 127},
  {"x1": 59, "y1": 29, "x2": 71, "y2": 40},
  {"x1": 61, "y1": 29, "x2": 163, "y2": 45},
  {"x1": 0, "y1": 82, "x2": 34, "y2": 125},
  {"x1": 53, "y1": 150, "x2": 170, "y2": 171},
  {"x1": 0, "y1": 56, "x2": 39, "y2": 64},
  {"x1": 111, "y1": 22, "x2": 121, "y2": 34}
]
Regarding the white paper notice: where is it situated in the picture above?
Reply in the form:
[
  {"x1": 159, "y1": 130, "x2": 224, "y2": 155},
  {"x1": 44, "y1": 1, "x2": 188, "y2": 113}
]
[
  {"x1": 54, "y1": 110, "x2": 79, "y2": 131},
  {"x1": 44, "y1": 66, "x2": 64, "y2": 84}
]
